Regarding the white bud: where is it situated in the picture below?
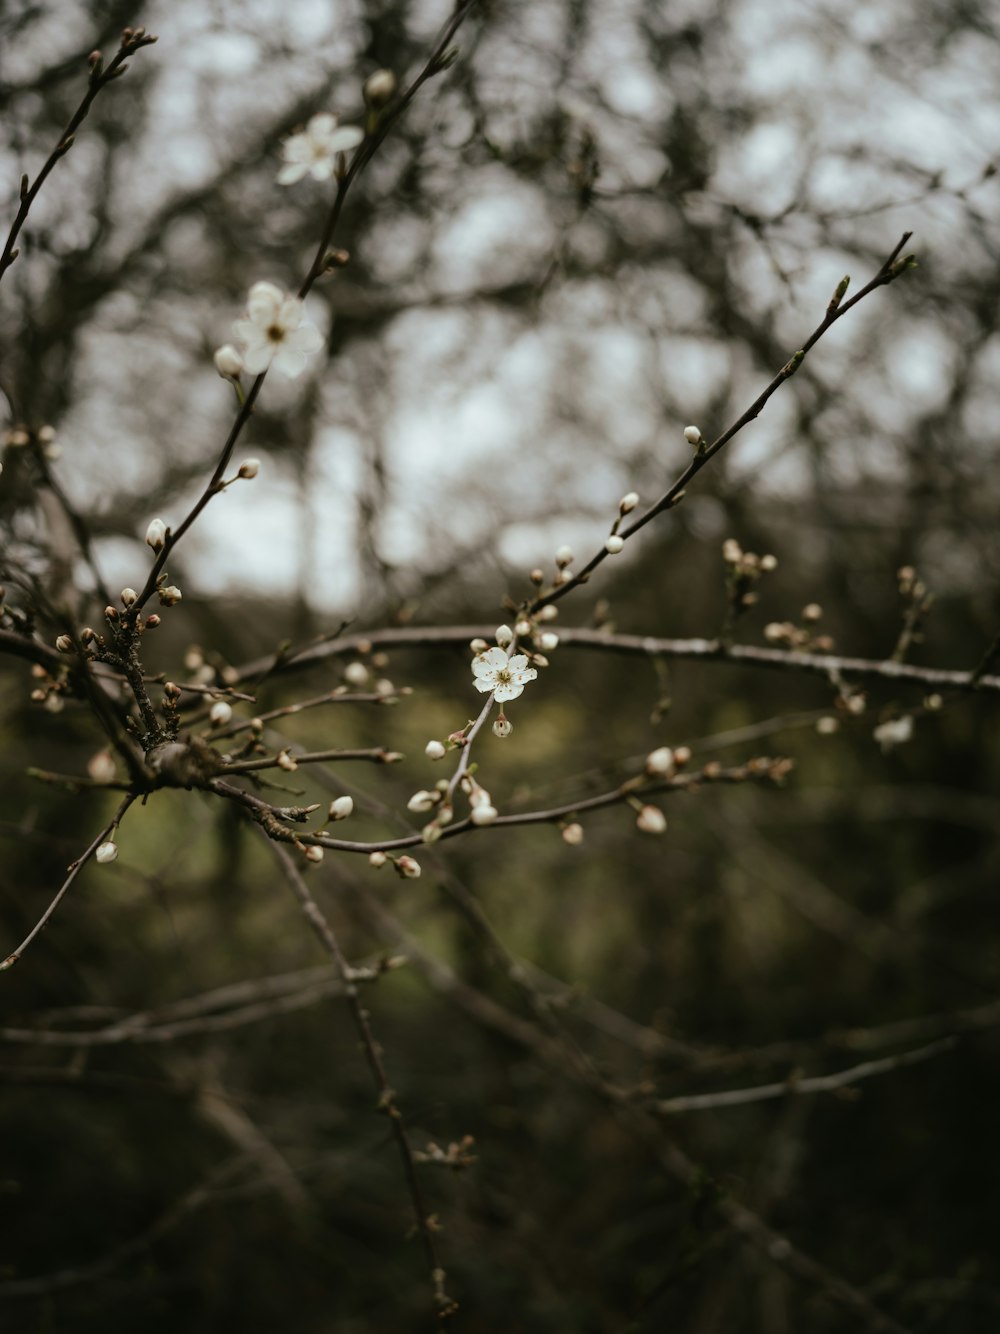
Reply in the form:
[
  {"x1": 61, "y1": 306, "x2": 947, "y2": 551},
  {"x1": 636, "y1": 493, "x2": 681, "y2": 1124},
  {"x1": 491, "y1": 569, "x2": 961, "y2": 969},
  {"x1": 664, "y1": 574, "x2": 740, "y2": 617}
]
[
  {"x1": 538, "y1": 631, "x2": 559, "y2": 652},
  {"x1": 760, "y1": 554, "x2": 778, "y2": 572},
  {"x1": 209, "y1": 700, "x2": 233, "y2": 726},
  {"x1": 145, "y1": 518, "x2": 167, "y2": 551},
  {"x1": 364, "y1": 68, "x2": 397, "y2": 107},
  {"x1": 722, "y1": 538, "x2": 742, "y2": 564},
  {"x1": 561, "y1": 822, "x2": 584, "y2": 846},
  {"x1": 425, "y1": 740, "x2": 446, "y2": 760},
  {"x1": 421, "y1": 821, "x2": 443, "y2": 844},
  {"x1": 493, "y1": 716, "x2": 513, "y2": 739},
  {"x1": 495, "y1": 624, "x2": 513, "y2": 648},
  {"x1": 684, "y1": 425, "x2": 702, "y2": 445},
  {"x1": 395, "y1": 855, "x2": 421, "y2": 879},
  {"x1": 329, "y1": 795, "x2": 354, "y2": 820},
  {"x1": 277, "y1": 749, "x2": 298, "y2": 772},
  {"x1": 645, "y1": 746, "x2": 674, "y2": 776},
  {"x1": 469, "y1": 638, "x2": 489, "y2": 653},
  {"x1": 619, "y1": 491, "x2": 639, "y2": 513},
  {"x1": 555, "y1": 544, "x2": 574, "y2": 567},
  {"x1": 214, "y1": 344, "x2": 244, "y2": 378},
  {"x1": 605, "y1": 535, "x2": 624, "y2": 554},
  {"x1": 157, "y1": 585, "x2": 182, "y2": 606},
  {"x1": 120, "y1": 588, "x2": 138, "y2": 607},
  {"x1": 514, "y1": 619, "x2": 532, "y2": 637},
  {"x1": 470, "y1": 804, "x2": 498, "y2": 826},
  {"x1": 369, "y1": 851, "x2": 387, "y2": 867},
  {"x1": 304, "y1": 845, "x2": 324, "y2": 864},
  {"x1": 44, "y1": 693, "x2": 64, "y2": 713},
  {"x1": 343, "y1": 661, "x2": 369, "y2": 686},
  {"x1": 55, "y1": 634, "x2": 74, "y2": 653},
  {"x1": 873, "y1": 716, "x2": 913, "y2": 752},
  {"x1": 407, "y1": 790, "x2": 438, "y2": 813},
  {"x1": 238, "y1": 458, "x2": 260, "y2": 479},
  {"x1": 538, "y1": 605, "x2": 558, "y2": 622},
  {"x1": 469, "y1": 786, "x2": 492, "y2": 809},
  {"x1": 636, "y1": 805, "x2": 667, "y2": 835},
  {"x1": 816, "y1": 716, "x2": 839, "y2": 735},
  {"x1": 95, "y1": 841, "x2": 119, "y2": 864},
  {"x1": 87, "y1": 750, "x2": 117, "y2": 783}
]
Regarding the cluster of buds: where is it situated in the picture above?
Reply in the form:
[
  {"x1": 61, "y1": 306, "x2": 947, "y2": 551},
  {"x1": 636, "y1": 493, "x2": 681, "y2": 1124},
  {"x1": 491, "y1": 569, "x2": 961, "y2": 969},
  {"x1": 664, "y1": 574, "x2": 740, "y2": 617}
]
[
  {"x1": 407, "y1": 781, "x2": 454, "y2": 842},
  {"x1": 413, "y1": 1135, "x2": 477, "y2": 1170},
  {"x1": 763, "y1": 602, "x2": 833, "y2": 653},
  {"x1": 722, "y1": 539, "x2": 778, "y2": 621},
  {"x1": 29, "y1": 662, "x2": 67, "y2": 713},
  {"x1": 603, "y1": 490, "x2": 639, "y2": 556},
  {"x1": 2, "y1": 423, "x2": 60, "y2": 463},
  {"x1": 462, "y1": 776, "x2": 498, "y2": 827}
]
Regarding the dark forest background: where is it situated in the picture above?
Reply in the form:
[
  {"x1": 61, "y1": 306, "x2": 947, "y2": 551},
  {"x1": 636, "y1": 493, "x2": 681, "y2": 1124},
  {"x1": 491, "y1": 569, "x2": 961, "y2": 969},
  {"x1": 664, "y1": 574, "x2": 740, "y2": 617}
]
[{"x1": 2, "y1": 1, "x2": 999, "y2": 1330}]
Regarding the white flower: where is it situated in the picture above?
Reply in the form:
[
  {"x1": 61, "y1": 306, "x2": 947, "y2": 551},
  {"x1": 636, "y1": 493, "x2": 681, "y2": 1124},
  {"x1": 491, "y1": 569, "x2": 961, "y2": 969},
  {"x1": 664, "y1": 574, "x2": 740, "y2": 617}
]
[
  {"x1": 146, "y1": 517, "x2": 167, "y2": 551},
  {"x1": 472, "y1": 647, "x2": 537, "y2": 703},
  {"x1": 95, "y1": 841, "x2": 119, "y2": 864},
  {"x1": 873, "y1": 716, "x2": 913, "y2": 752},
  {"x1": 277, "y1": 113, "x2": 364, "y2": 185},
  {"x1": 329, "y1": 795, "x2": 354, "y2": 820},
  {"x1": 214, "y1": 344, "x2": 244, "y2": 378},
  {"x1": 232, "y1": 281, "x2": 324, "y2": 378}
]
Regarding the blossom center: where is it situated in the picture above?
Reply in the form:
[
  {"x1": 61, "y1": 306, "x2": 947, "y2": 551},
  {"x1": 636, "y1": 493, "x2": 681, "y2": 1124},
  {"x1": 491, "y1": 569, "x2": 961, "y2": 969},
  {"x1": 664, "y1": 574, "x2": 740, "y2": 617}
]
[{"x1": 267, "y1": 324, "x2": 286, "y2": 342}]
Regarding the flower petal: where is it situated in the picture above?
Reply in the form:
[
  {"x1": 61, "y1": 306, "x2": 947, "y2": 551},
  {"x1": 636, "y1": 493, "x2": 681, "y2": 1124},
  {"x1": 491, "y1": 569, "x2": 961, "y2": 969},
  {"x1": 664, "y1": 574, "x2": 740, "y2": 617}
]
[
  {"x1": 506, "y1": 653, "x2": 530, "y2": 673},
  {"x1": 277, "y1": 161, "x2": 309, "y2": 185},
  {"x1": 286, "y1": 322, "x2": 324, "y2": 354},
  {"x1": 242, "y1": 344, "x2": 275, "y2": 374},
  {"x1": 247, "y1": 282, "x2": 283, "y2": 323},
  {"x1": 473, "y1": 648, "x2": 508, "y2": 676},
  {"x1": 308, "y1": 159, "x2": 336, "y2": 181},
  {"x1": 307, "y1": 113, "x2": 338, "y2": 137},
  {"x1": 273, "y1": 348, "x2": 307, "y2": 378},
  {"x1": 473, "y1": 677, "x2": 496, "y2": 694},
  {"x1": 494, "y1": 682, "x2": 524, "y2": 702},
  {"x1": 329, "y1": 125, "x2": 364, "y2": 152}
]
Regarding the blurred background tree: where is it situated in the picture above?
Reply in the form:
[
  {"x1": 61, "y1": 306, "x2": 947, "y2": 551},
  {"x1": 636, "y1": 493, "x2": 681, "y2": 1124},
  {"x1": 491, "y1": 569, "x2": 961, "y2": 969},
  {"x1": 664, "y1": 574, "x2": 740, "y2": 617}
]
[{"x1": 1, "y1": 0, "x2": 999, "y2": 1330}]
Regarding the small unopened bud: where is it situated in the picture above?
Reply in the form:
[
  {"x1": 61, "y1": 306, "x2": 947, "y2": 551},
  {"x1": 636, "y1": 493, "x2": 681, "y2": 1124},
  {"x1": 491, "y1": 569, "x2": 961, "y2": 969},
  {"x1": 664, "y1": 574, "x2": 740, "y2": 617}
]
[
  {"x1": 157, "y1": 585, "x2": 182, "y2": 606},
  {"x1": 470, "y1": 638, "x2": 489, "y2": 654},
  {"x1": 555, "y1": 545, "x2": 574, "y2": 568},
  {"x1": 304, "y1": 845, "x2": 324, "y2": 864},
  {"x1": 329, "y1": 795, "x2": 354, "y2": 820},
  {"x1": 105, "y1": 606, "x2": 118, "y2": 622},
  {"x1": 44, "y1": 693, "x2": 64, "y2": 713},
  {"x1": 55, "y1": 634, "x2": 74, "y2": 653},
  {"x1": 924, "y1": 693, "x2": 943, "y2": 711},
  {"x1": 538, "y1": 605, "x2": 558, "y2": 622},
  {"x1": 645, "y1": 746, "x2": 674, "y2": 776},
  {"x1": 238, "y1": 458, "x2": 260, "y2": 479},
  {"x1": 619, "y1": 491, "x2": 639, "y2": 514},
  {"x1": 425, "y1": 740, "x2": 446, "y2": 760},
  {"x1": 364, "y1": 68, "x2": 397, "y2": 107},
  {"x1": 209, "y1": 700, "x2": 232, "y2": 726},
  {"x1": 277, "y1": 749, "x2": 298, "y2": 772},
  {"x1": 802, "y1": 603, "x2": 822, "y2": 622},
  {"x1": 407, "y1": 790, "x2": 438, "y2": 813},
  {"x1": 673, "y1": 746, "x2": 691, "y2": 766},
  {"x1": 145, "y1": 517, "x2": 167, "y2": 551},
  {"x1": 421, "y1": 821, "x2": 443, "y2": 844},
  {"x1": 145, "y1": 614, "x2": 161, "y2": 628},
  {"x1": 163, "y1": 681, "x2": 182, "y2": 701},
  {"x1": 343, "y1": 661, "x2": 369, "y2": 686},
  {"x1": 470, "y1": 804, "x2": 498, "y2": 826},
  {"x1": 87, "y1": 750, "x2": 117, "y2": 783},
  {"x1": 395, "y1": 855, "x2": 421, "y2": 879},
  {"x1": 816, "y1": 716, "x2": 839, "y2": 735},
  {"x1": 605, "y1": 535, "x2": 624, "y2": 554},
  {"x1": 369, "y1": 851, "x2": 387, "y2": 867},
  {"x1": 538, "y1": 631, "x2": 559, "y2": 652},
  {"x1": 530, "y1": 568, "x2": 545, "y2": 585},
  {"x1": 88, "y1": 50, "x2": 103, "y2": 69},
  {"x1": 120, "y1": 587, "x2": 138, "y2": 607},
  {"x1": 684, "y1": 424, "x2": 702, "y2": 446},
  {"x1": 80, "y1": 627, "x2": 96, "y2": 644},
  {"x1": 636, "y1": 805, "x2": 667, "y2": 835},
  {"x1": 95, "y1": 841, "x2": 119, "y2": 864},
  {"x1": 495, "y1": 624, "x2": 513, "y2": 648},
  {"x1": 760, "y1": 554, "x2": 778, "y2": 572},
  {"x1": 214, "y1": 344, "x2": 244, "y2": 379},
  {"x1": 561, "y1": 822, "x2": 584, "y2": 846},
  {"x1": 514, "y1": 619, "x2": 532, "y2": 637},
  {"x1": 722, "y1": 538, "x2": 742, "y2": 564},
  {"x1": 492, "y1": 715, "x2": 513, "y2": 739}
]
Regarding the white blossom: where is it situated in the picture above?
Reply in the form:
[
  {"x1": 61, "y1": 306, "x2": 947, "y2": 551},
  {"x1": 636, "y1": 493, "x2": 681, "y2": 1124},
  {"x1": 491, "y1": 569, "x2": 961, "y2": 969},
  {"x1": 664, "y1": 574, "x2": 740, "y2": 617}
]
[
  {"x1": 232, "y1": 281, "x2": 323, "y2": 378},
  {"x1": 277, "y1": 113, "x2": 364, "y2": 185},
  {"x1": 873, "y1": 716, "x2": 913, "y2": 752},
  {"x1": 472, "y1": 647, "x2": 537, "y2": 703}
]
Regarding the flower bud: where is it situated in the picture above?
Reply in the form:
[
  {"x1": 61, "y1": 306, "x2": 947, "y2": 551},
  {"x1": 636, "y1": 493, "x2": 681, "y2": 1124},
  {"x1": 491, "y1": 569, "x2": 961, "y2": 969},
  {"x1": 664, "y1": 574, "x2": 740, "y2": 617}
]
[
  {"x1": 421, "y1": 821, "x2": 443, "y2": 844},
  {"x1": 329, "y1": 795, "x2": 354, "y2": 820},
  {"x1": 120, "y1": 587, "x2": 138, "y2": 607},
  {"x1": 214, "y1": 344, "x2": 244, "y2": 378},
  {"x1": 369, "y1": 851, "x2": 387, "y2": 867},
  {"x1": 470, "y1": 804, "x2": 498, "y2": 826},
  {"x1": 343, "y1": 661, "x2": 369, "y2": 686},
  {"x1": 87, "y1": 751, "x2": 117, "y2": 783},
  {"x1": 364, "y1": 68, "x2": 397, "y2": 107},
  {"x1": 209, "y1": 700, "x2": 232, "y2": 726},
  {"x1": 145, "y1": 517, "x2": 167, "y2": 551},
  {"x1": 605, "y1": 535, "x2": 624, "y2": 554},
  {"x1": 645, "y1": 746, "x2": 674, "y2": 776},
  {"x1": 277, "y1": 749, "x2": 298, "y2": 772},
  {"x1": 514, "y1": 619, "x2": 532, "y2": 636},
  {"x1": 816, "y1": 716, "x2": 839, "y2": 735},
  {"x1": 673, "y1": 746, "x2": 691, "y2": 766},
  {"x1": 722, "y1": 538, "x2": 742, "y2": 564},
  {"x1": 238, "y1": 458, "x2": 260, "y2": 479},
  {"x1": 803, "y1": 603, "x2": 822, "y2": 622},
  {"x1": 760, "y1": 554, "x2": 778, "y2": 572},
  {"x1": 55, "y1": 634, "x2": 74, "y2": 653},
  {"x1": 492, "y1": 716, "x2": 513, "y2": 739},
  {"x1": 304, "y1": 845, "x2": 324, "y2": 864},
  {"x1": 561, "y1": 822, "x2": 584, "y2": 846},
  {"x1": 146, "y1": 614, "x2": 161, "y2": 628},
  {"x1": 407, "y1": 790, "x2": 437, "y2": 813},
  {"x1": 425, "y1": 740, "x2": 446, "y2": 760},
  {"x1": 44, "y1": 693, "x2": 64, "y2": 713},
  {"x1": 469, "y1": 638, "x2": 489, "y2": 653},
  {"x1": 684, "y1": 425, "x2": 702, "y2": 446},
  {"x1": 636, "y1": 805, "x2": 667, "y2": 835},
  {"x1": 395, "y1": 855, "x2": 421, "y2": 879},
  {"x1": 495, "y1": 624, "x2": 513, "y2": 648},
  {"x1": 95, "y1": 841, "x2": 119, "y2": 864},
  {"x1": 157, "y1": 585, "x2": 182, "y2": 606},
  {"x1": 530, "y1": 568, "x2": 545, "y2": 585},
  {"x1": 538, "y1": 631, "x2": 559, "y2": 652},
  {"x1": 555, "y1": 544, "x2": 574, "y2": 568},
  {"x1": 619, "y1": 491, "x2": 639, "y2": 513},
  {"x1": 537, "y1": 605, "x2": 558, "y2": 622}
]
